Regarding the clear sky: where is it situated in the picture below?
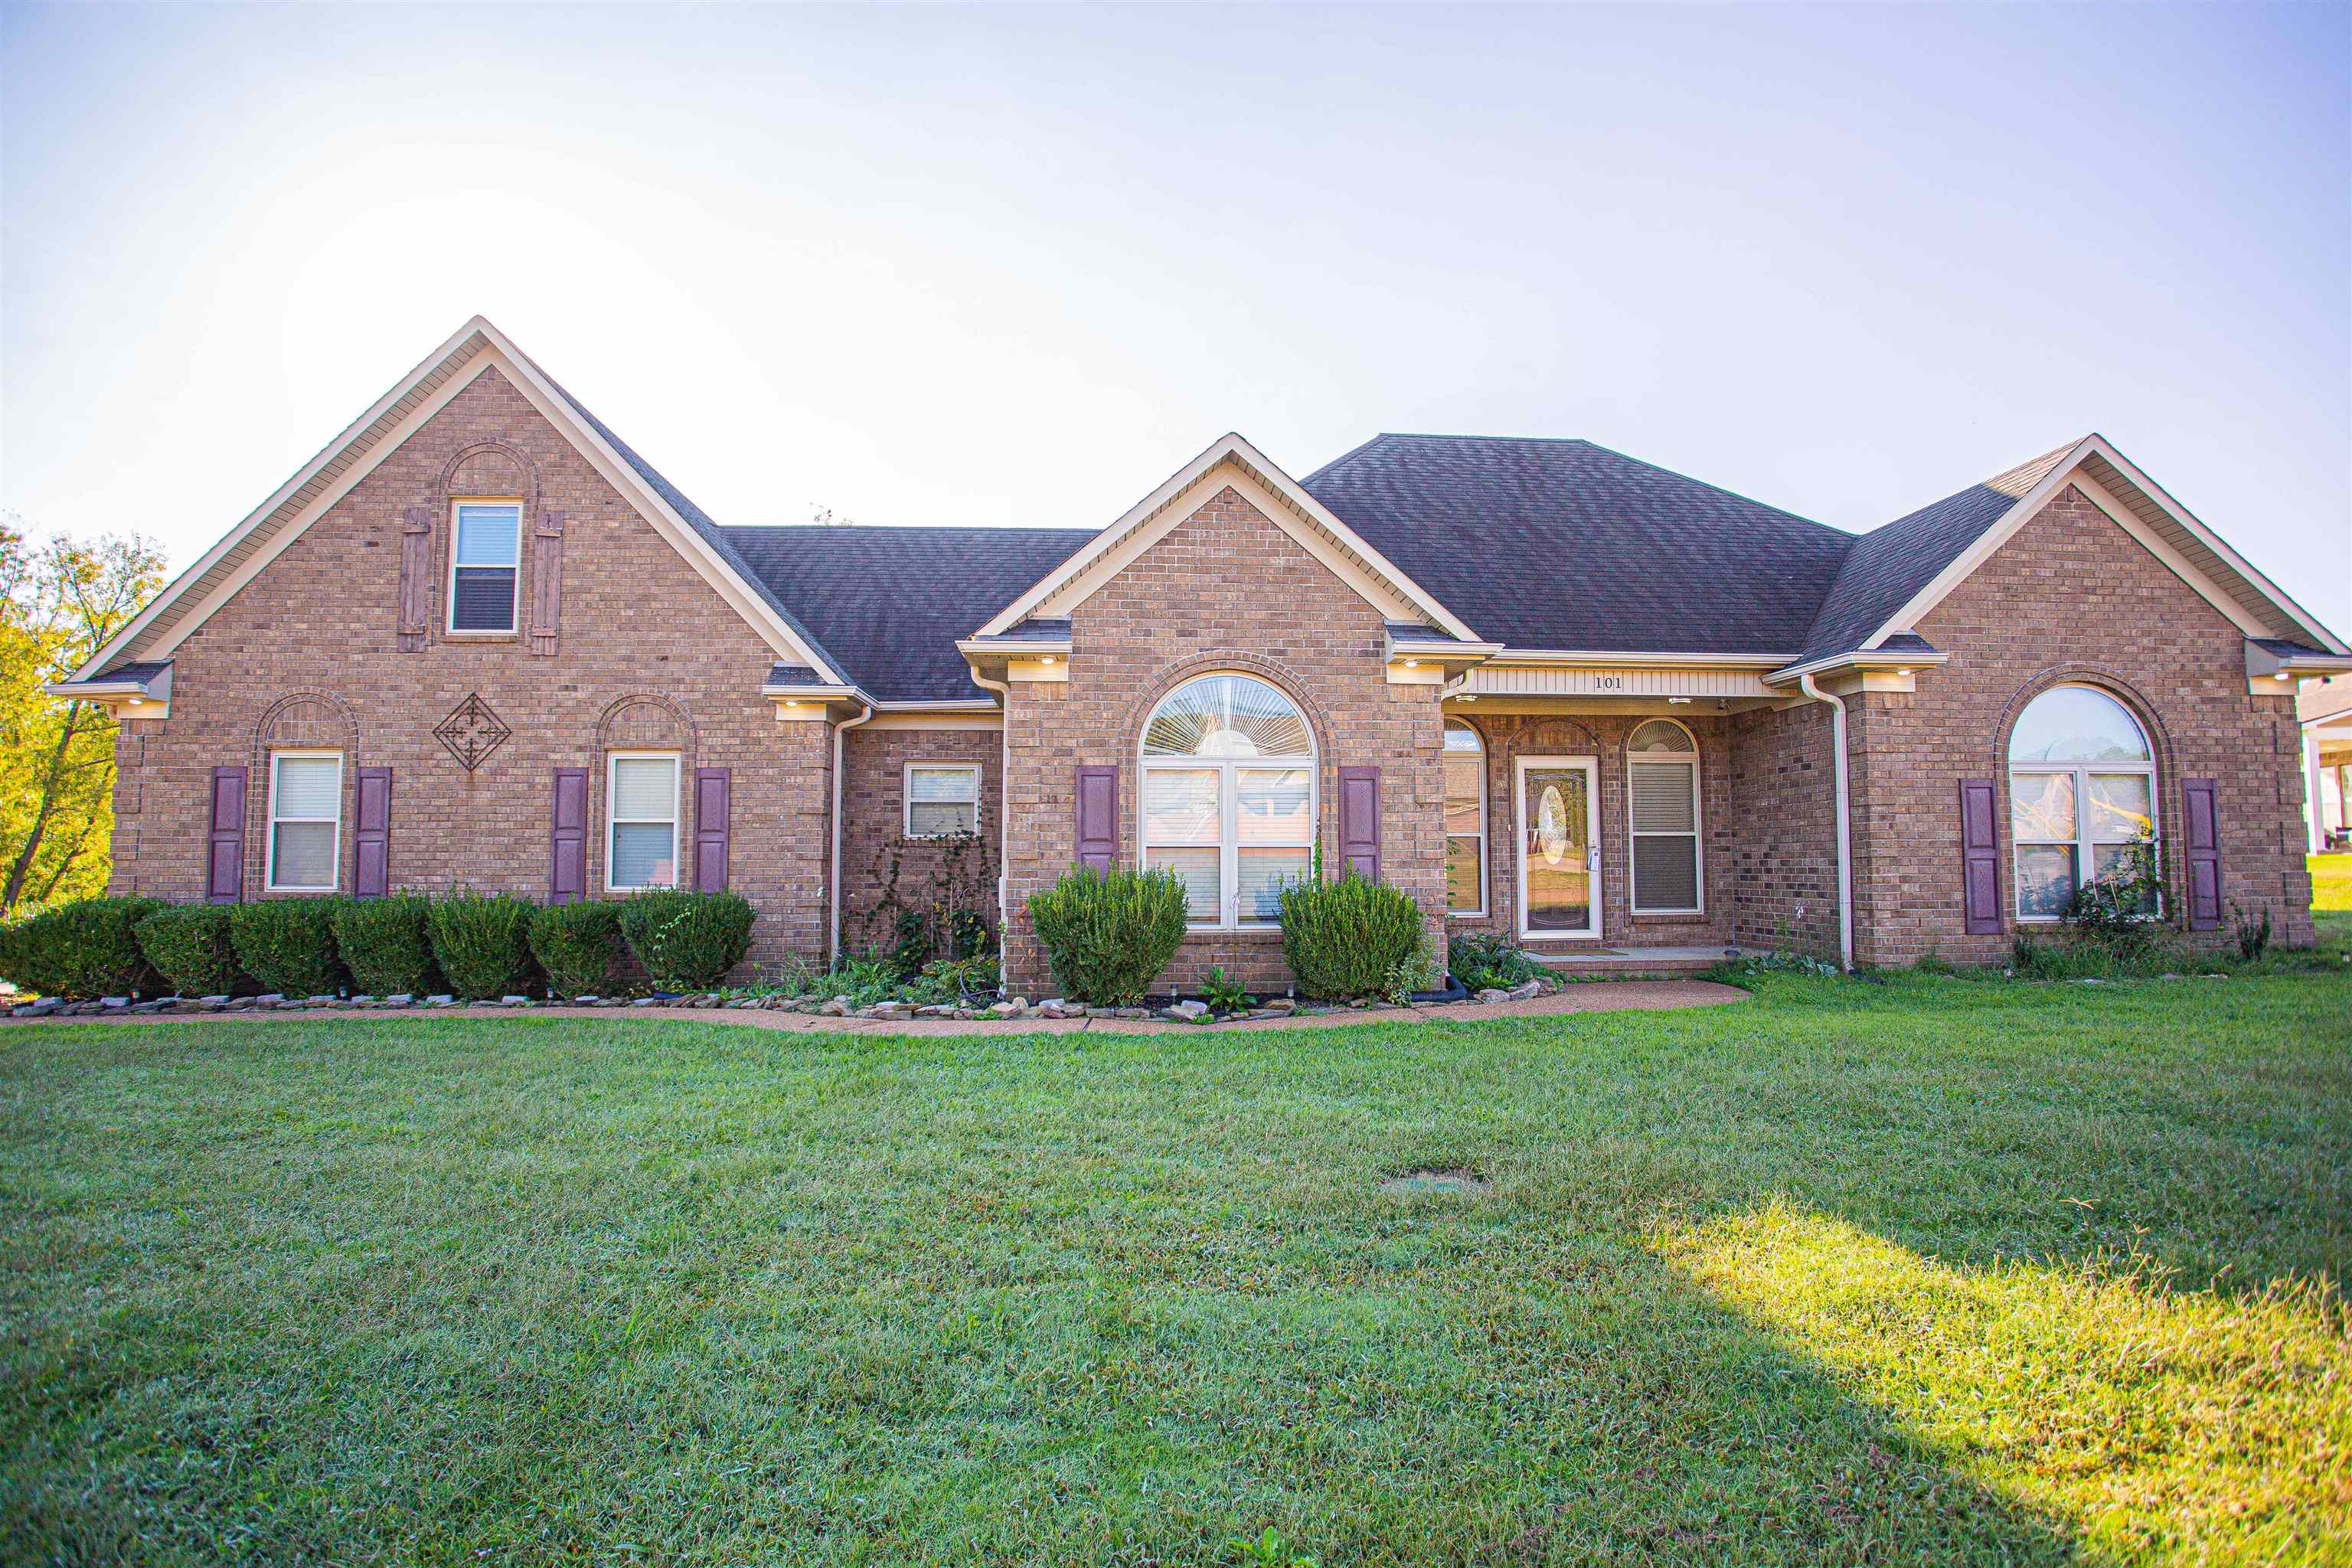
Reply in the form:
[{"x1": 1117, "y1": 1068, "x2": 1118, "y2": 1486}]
[{"x1": 4, "y1": 2, "x2": 2347, "y2": 635}]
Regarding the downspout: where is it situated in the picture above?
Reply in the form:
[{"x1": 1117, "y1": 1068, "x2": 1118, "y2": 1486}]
[
  {"x1": 967, "y1": 668, "x2": 1013, "y2": 969},
  {"x1": 828, "y1": 698, "x2": 875, "y2": 965},
  {"x1": 1796, "y1": 671, "x2": 1854, "y2": 973}
]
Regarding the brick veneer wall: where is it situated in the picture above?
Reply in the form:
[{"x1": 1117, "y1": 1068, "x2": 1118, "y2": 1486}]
[
  {"x1": 998, "y1": 485, "x2": 1449, "y2": 995},
  {"x1": 1845, "y1": 485, "x2": 2314, "y2": 965},
  {"x1": 107, "y1": 368, "x2": 831, "y2": 975},
  {"x1": 836, "y1": 725, "x2": 1002, "y2": 958},
  {"x1": 1723, "y1": 701, "x2": 1841, "y2": 958}
]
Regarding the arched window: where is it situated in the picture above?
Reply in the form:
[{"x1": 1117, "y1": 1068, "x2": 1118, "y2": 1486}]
[
  {"x1": 1141, "y1": 673, "x2": 1315, "y2": 926},
  {"x1": 2008, "y1": 685, "x2": 2158, "y2": 920},
  {"x1": 1443, "y1": 720, "x2": 1486, "y2": 915},
  {"x1": 1627, "y1": 718, "x2": 1702, "y2": 913}
]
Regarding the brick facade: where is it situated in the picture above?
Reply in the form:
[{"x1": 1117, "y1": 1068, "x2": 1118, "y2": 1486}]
[{"x1": 836, "y1": 724, "x2": 1001, "y2": 959}]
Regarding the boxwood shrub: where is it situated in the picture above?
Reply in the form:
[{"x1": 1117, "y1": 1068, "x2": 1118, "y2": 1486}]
[
  {"x1": 0, "y1": 895, "x2": 167, "y2": 999},
  {"x1": 616, "y1": 889, "x2": 755, "y2": 992},
  {"x1": 330, "y1": 893, "x2": 440, "y2": 997},
  {"x1": 1277, "y1": 871, "x2": 1422, "y2": 1001},
  {"x1": 427, "y1": 890, "x2": 537, "y2": 999},
  {"x1": 1025, "y1": 864, "x2": 1187, "y2": 1006},
  {"x1": 228, "y1": 897, "x2": 347, "y2": 997},
  {"x1": 134, "y1": 904, "x2": 251, "y2": 998},
  {"x1": 528, "y1": 900, "x2": 624, "y2": 998}
]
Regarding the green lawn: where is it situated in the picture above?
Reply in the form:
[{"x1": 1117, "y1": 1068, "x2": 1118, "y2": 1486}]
[
  {"x1": 2314, "y1": 854, "x2": 2352, "y2": 913},
  {"x1": 3, "y1": 973, "x2": 2347, "y2": 1566}
]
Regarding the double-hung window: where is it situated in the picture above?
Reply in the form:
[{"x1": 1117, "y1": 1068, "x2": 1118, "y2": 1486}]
[
  {"x1": 905, "y1": 763, "x2": 981, "y2": 838},
  {"x1": 266, "y1": 750, "x2": 343, "y2": 893},
  {"x1": 607, "y1": 752, "x2": 681, "y2": 891},
  {"x1": 1443, "y1": 720, "x2": 1486, "y2": 915},
  {"x1": 1627, "y1": 719, "x2": 1702, "y2": 913},
  {"x1": 2009, "y1": 686, "x2": 2158, "y2": 920},
  {"x1": 1140, "y1": 673, "x2": 1315, "y2": 927},
  {"x1": 448, "y1": 501, "x2": 523, "y2": 633}
]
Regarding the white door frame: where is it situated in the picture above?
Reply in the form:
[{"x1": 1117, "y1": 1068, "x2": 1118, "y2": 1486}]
[{"x1": 1515, "y1": 754, "x2": 1601, "y2": 939}]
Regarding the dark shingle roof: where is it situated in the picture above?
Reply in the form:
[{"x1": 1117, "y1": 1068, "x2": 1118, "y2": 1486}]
[
  {"x1": 1303, "y1": 436, "x2": 1854, "y2": 656},
  {"x1": 95, "y1": 660, "x2": 171, "y2": 684},
  {"x1": 721, "y1": 527, "x2": 1097, "y2": 702}
]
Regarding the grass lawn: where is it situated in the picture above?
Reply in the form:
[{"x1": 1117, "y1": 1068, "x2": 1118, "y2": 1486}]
[
  {"x1": 3, "y1": 972, "x2": 2347, "y2": 1566},
  {"x1": 2314, "y1": 854, "x2": 2352, "y2": 913}
]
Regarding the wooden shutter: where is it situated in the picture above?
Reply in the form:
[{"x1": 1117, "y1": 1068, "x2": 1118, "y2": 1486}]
[
  {"x1": 1339, "y1": 766, "x2": 1380, "y2": 881},
  {"x1": 550, "y1": 768, "x2": 589, "y2": 903},
  {"x1": 353, "y1": 766, "x2": 393, "y2": 898},
  {"x1": 693, "y1": 766, "x2": 730, "y2": 891},
  {"x1": 1074, "y1": 766, "x2": 1117, "y2": 872},
  {"x1": 206, "y1": 766, "x2": 247, "y2": 903},
  {"x1": 397, "y1": 505, "x2": 433, "y2": 652},
  {"x1": 1958, "y1": 777, "x2": 2001, "y2": 934},
  {"x1": 527, "y1": 508, "x2": 565, "y2": 656},
  {"x1": 2184, "y1": 776, "x2": 2222, "y2": 931}
]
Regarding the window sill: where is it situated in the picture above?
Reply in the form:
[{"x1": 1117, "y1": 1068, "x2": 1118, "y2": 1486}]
[
  {"x1": 1631, "y1": 909, "x2": 1705, "y2": 920},
  {"x1": 1181, "y1": 926, "x2": 1287, "y2": 939},
  {"x1": 444, "y1": 629, "x2": 520, "y2": 642},
  {"x1": 263, "y1": 887, "x2": 338, "y2": 897}
]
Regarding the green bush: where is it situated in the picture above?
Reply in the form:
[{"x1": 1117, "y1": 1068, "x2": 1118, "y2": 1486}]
[
  {"x1": 0, "y1": 896, "x2": 166, "y2": 999},
  {"x1": 616, "y1": 889, "x2": 756, "y2": 992},
  {"x1": 331, "y1": 894, "x2": 439, "y2": 996},
  {"x1": 1277, "y1": 871, "x2": 1423, "y2": 1001},
  {"x1": 1447, "y1": 930, "x2": 1541, "y2": 992},
  {"x1": 528, "y1": 900, "x2": 624, "y2": 998},
  {"x1": 428, "y1": 890, "x2": 538, "y2": 999},
  {"x1": 1025, "y1": 864, "x2": 1187, "y2": 1006},
  {"x1": 134, "y1": 904, "x2": 250, "y2": 997},
  {"x1": 228, "y1": 897, "x2": 346, "y2": 996}
]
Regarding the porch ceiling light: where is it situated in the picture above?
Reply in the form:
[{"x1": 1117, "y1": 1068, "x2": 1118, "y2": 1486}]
[
  {"x1": 1896, "y1": 668, "x2": 1913, "y2": 676},
  {"x1": 1405, "y1": 658, "x2": 1419, "y2": 668},
  {"x1": 1040, "y1": 654, "x2": 1057, "y2": 665},
  {"x1": 1668, "y1": 696, "x2": 1690, "y2": 704}
]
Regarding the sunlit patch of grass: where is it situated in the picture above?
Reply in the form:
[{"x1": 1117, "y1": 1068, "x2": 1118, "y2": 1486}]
[
  {"x1": 2311, "y1": 854, "x2": 2352, "y2": 913},
  {"x1": 1661, "y1": 1204, "x2": 2352, "y2": 1565}
]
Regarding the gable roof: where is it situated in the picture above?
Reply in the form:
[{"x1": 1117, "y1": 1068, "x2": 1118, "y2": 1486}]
[{"x1": 1302, "y1": 435, "x2": 1853, "y2": 657}]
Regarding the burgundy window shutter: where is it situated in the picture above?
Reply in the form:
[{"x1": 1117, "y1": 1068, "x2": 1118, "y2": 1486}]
[
  {"x1": 206, "y1": 766, "x2": 247, "y2": 903},
  {"x1": 527, "y1": 508, "x2": 565, "y2": 656},
  {"x1": 397, "y1": 505, "x2": 433, "y2": 652},
  {"x1": 1958, "y1": 778, "x2": 2001, "y2": 934},
  {"x1": 693, "y1": 767, "x2": 731, "y2": 891},
  {"x1": 550, "y1": 768, "x2": 589, "y2": 903},
  {"x1": 2184, "y1": 777, "x2": 2222, "y2": 931},
  {"x1": 1074, "y1": 766, "x2": 1117, "y2": 872},
  {"x1": 1339, "y1": 766, "x2": 1380, "y2": 881},
  {"x1": 353, "y1": 766, "x2": 393, "y2": 898}
]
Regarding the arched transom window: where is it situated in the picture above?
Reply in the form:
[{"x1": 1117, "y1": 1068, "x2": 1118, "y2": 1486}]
[
  {"x1": 2009, "y1": 685, "x2": 2158, "y2": 920},
  {"x1": 1141, "y1": 673, "x2": 1315, "y2": 926},
  {"x1": 1443, "y1": 720, "x2": 1486, "y2": 915},
  {"x1": 1627, "y1": 718, "x2": 1702, "y2": 913}
]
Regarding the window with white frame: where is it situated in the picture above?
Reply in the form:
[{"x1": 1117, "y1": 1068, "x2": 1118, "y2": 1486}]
[
  {"x1": 1627, "y1": 718, "x2": 1701, "y2": 913},
  {"x1": 2009, "y1": 685, "x2": 2158, "y2": 920},
  {"x1": 606, "y1": 752, "x2": 681, "y2": 891},
  {"x1": 266, "y1": 750, "x2": 343, "y2": 893},
  {"x1": 448, "y1": 501, "x2": 523, "y2": 633},
  {"x1": 1140, "y1": 673, "x2": 1315, "y2": 927},
  {"x1": 905, "y1": 763, "x2": 981, "y2": 838},
  {"x1": 1443, "y1": 719, "x2": 1485, "y2": 914}
]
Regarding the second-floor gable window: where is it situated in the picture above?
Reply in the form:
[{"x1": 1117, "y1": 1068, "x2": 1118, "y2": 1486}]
[{"x1": 449, "y1": 501, "x2": 522, "y2": 633}]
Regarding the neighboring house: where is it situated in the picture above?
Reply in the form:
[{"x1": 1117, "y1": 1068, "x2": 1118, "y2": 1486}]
[
  {"x1": 54, "y1": 318, "x2": 2351, "y2": 989},
  {"x1": 2303, "y1": 675, "x2": 2352, "y2": 852}
]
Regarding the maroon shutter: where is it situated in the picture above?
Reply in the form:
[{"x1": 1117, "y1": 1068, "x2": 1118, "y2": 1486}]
[
  {"x1": 397, "y1": 505, "x2": 433, "y2": 652},
  {"x1": 550, "y1": 768, "x2": 589, "y2": 903},
  {"x1": 527, "y1": 508, "x2": 565, "y2": 656},
  {"x1": 1074, "y1": 766, "x2": 1117, "y2": 872},
  {"x1": 1958, "y1": 778, "x2": 2001, "y2": 934},
  {"x1": 353, "y1": 766, "x2": 392, "y2": 897},
  {"x1": 2184, "y1": 777, "x2": 2222, "y2": 931},
  {"x1": 1338, "y1": 766, "x2": 1380, "y2": 881},
  {"x1": 206, "y1": 766, "x2": 247, "y2": 903},
  {"x1": 693, "y1": 767, "x2": 730, "y2": 890}
]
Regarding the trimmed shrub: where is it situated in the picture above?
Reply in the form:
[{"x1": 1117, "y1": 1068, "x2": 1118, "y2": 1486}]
[
  {"x1": 427, "y1": 890, "x2": 537, "y2": 999},
  {"x1": 229, "y1": 898, "x2": 347, "y2": 997},
  {"x1": 331, "y1": 894, "x2": 439, "y2": 997},
  {"x1": 1277, "y1": 872, "x2": 1422, "y2": 1001},
  {"x1": 135, "y1": 904, "x2": 250, "y2": 997},
  {"x1": 529, "y1": 900, "x2": 624, "y2": 998},
  {"x1": 1025, "y1": 865, "x2": 1187, "y2": 1006},
  {"x1": 0, "y1": 896, "x2": 167, "y2": 999},
  {"x1": 616, "y1": 889, "x2": 756, "y2": 992}
]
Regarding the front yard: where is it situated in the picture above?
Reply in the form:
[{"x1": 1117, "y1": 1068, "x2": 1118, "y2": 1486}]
[{"x1": 3, "y1": 969, "x2": 2347, "y2": 1566}]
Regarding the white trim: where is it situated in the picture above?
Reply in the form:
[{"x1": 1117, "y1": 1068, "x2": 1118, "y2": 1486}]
[
  {"x1": 445, "y1": 498, "x2": 524, "y2": 636},
  {"x1": 864, "y1": 713, "x2": 1004, "y2": 732},
  {"x1": 605, "y1": 750, "x2": 682, "y2": 893},
  {"x1": 1442, "y1": 718, "x2": 1487, "y2": 918},
  {"x1": 1625, "y1": 717, "x2": 1704, "y2": 916},
  {"x1": 1514, "y1": 754, "x2": 1601, "y2": 940},
  {"x1": 1138, "y1": 672, "x2": 1318, "y2": 931},
  {"x1": 263, "y1": 750, "x2": 343, "y2": 894},
  {"x1": 902, "y1": 761, "x2": 982, "y2": 839}
]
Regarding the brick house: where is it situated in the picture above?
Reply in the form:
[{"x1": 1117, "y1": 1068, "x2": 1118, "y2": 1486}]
[{"x1": 57, "y1": 318, "x2": 2350, "y2": 990}]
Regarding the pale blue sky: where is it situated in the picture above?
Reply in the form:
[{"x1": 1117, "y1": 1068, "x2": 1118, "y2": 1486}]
[{"x1": 4, "y1": 2, "x2": 2347, "y2": 634}]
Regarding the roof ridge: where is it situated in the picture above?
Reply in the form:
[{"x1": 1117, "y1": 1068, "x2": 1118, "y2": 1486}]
[{"x1": 718, "y1": 522, "x2": 1102, "y2": 537}]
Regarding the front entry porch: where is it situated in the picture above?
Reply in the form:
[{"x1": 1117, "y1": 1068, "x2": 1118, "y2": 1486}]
[{"x1": 1524, "y1": 942, "x2": 1751, "y2": 978}]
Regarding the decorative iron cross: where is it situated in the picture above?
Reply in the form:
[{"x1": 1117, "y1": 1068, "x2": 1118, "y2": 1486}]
[{"x1": 434, "y1": 694, "x2": 512, "y2": 772}]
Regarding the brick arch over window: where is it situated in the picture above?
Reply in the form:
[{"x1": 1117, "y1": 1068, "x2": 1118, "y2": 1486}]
[
  {"x1": 248, "y1": 691, "x2": 364, "y2": 893},
  {"x1": 439, "y1": 439, "x2": 540, "y2": 511},
  {"x1": 1991, "y1": 665, "x2": 2180, "y2": 918},
  {"x1": 597, "y1": 693, "x2": 698, "y2": 754},
  {"x1": 1116, "y1": 653, "x2": 1337, "y2": 864},
  {"x1": 403, "y1": 440, "x2": 556, "y2": 653}
]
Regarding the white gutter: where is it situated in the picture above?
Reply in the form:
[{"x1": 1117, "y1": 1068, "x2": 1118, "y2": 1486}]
[
  {"x1": 828, "y1": 698, "x2": 876, "y2": 965},
  {"x1": 967, "y1": 666, "x2": 1014, "y2": 988},
  {"x1": 1796, "y1": 671, "x2": 1854, "y2": 973}
]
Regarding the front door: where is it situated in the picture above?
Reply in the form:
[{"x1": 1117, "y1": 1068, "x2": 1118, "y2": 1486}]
[{"x1": 1517, "y1": 756, "x2": 1599, "y2": 939}]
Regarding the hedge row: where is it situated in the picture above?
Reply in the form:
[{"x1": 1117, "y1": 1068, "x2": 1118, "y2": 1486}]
[{"x1": 0, "y1": 889, "x2": 756, "y2": 1002}]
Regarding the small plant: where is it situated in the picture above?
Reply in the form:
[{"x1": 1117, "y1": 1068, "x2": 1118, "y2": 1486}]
[
  {"x1": 757, "y1": 951, "x2": 820, "y2": 999},
  {"x1": 1026, "y1": 864, "x2": 1188, "y2": 1006},
  {"x1": 2230, "y1": 900, "x2": 2273, "y2": 962},
  {"x1": 331, "y1": 893, "x2": 439, "y2": 996},
  {"x1": 822, "y1": 953, "x2": 899, "y2": 1007},
  {"x1": 617, "y1": 889, "x2": 756, "y2": 992},
  {"x1": 228, "y1": 897, "x2": 346, "y2": 997},
  {"x1": 427, "y1": 890, "x2": 537, "y2": 999},
  {"x1": 1227, "y1": 1528, "x2": 1319, "y2": 1568},
  {"x1": 528, "y1": 900, "x2": 625, "y2": 998},
  {"x1": 1383, "y1": 936, "x2": 1443, "y2": 1006},
  {"x1": 1447, "y1": 930, "x2": 1540, "y2": 992},
  {"x1": 134, "y1": 904, "x2": 251, "y2": 997},
  {"x1": 0, "y1": 895, "x2": 167, "y2": 999},
  {"x1": 1200, "y1": 965, "x2": 1254, "y2": 1014},
  {"x1": 1276, "y1": 871, "x2": 1421, "y2": 1001}
]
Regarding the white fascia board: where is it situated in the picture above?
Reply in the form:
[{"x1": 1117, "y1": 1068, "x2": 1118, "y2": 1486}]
[
  {"x1": 1764, "y1": 648, "x2": 1951, "y2": 688},
  {"x1": 957, "y1": 636, "x2": 1073, "y2": 658},
  {"x1": 2248, "y1": 641, "x2": 2352, "y2": 680}
]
